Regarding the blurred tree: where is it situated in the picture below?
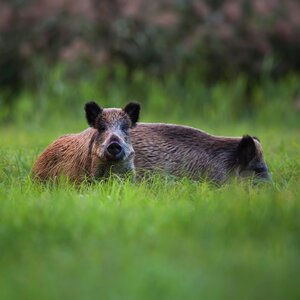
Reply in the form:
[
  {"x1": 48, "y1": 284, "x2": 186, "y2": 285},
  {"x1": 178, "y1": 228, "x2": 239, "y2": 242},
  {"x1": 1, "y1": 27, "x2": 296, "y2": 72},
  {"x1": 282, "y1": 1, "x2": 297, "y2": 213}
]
[{"x1": 0, "y1": 0, "x2": 299, "y2": 93}]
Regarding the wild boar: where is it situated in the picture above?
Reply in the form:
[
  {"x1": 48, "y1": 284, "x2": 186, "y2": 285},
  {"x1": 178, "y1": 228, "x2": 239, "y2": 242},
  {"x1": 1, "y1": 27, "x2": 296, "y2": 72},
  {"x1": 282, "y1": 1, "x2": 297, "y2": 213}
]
[
  {"x1": 131, "y1": 123, "x2": 271, "y2": 184},
  {"x1": 32, "y1": 102, "x2": 140, "y2": 183}
]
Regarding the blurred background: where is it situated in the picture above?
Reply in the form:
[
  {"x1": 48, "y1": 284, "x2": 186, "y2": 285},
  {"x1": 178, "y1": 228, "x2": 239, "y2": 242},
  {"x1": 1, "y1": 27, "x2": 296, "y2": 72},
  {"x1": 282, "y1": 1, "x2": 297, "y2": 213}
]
[{"x1": 0, "y1": 0, "x2": 300, "y2": 128}]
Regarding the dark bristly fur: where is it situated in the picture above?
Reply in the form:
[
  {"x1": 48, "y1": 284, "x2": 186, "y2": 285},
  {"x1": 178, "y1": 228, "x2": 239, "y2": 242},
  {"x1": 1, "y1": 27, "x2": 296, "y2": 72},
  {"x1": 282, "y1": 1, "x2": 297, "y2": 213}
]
[
  {"x1": 32, "y1": 102, "x2": 141, "y2": 183},
  {"x1": 131, "y1": 123, "x2": 271, "y2": 184}
]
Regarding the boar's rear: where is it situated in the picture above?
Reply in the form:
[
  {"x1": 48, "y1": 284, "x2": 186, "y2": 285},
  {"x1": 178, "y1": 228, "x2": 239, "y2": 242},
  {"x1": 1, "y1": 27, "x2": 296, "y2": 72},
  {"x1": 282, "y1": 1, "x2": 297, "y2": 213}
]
[{"x1": 131, "y1": 123, "x2": 271, "y2": 184}]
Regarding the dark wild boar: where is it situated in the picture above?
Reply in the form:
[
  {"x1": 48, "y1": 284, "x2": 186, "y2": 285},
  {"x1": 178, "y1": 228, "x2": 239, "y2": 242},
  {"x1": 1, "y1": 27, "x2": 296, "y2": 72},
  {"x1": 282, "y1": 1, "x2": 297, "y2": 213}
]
[
  {"x1": 32, "y1": 102, "x2": 140, "y2": 183},
  {"x1": 131, "y1": 123, "x2": 271, "y2": 184}
]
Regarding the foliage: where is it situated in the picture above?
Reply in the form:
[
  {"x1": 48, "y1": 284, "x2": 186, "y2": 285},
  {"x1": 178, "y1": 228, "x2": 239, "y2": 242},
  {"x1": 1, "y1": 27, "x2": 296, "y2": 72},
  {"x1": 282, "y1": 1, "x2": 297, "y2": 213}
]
[
  {"x1": 1, "y1": 65, "x2": 299, "y2": 127},
  {"x1": 1, "y1": 0, "x2": 300, "y2": 91}
]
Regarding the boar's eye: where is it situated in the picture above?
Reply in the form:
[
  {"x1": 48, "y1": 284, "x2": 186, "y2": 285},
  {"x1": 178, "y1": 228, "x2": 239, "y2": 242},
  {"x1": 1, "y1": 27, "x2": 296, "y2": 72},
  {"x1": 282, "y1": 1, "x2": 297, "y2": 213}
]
[
  {"x1": 254, "y1": 167, "x2": 266, "y2": 174},
  {"x1": 121, "y1": 124, "x2": 129, "y2": 131},
  {"x1": 98, "y1": 124, "x2": 107, "y2": 131}
]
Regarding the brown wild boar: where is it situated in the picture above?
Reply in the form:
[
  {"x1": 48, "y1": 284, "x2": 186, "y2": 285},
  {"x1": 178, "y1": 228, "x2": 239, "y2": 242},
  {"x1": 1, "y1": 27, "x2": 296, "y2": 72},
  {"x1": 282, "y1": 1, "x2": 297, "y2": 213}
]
[
  {"x1": 131, "y1": 123, "x2": 271, "y2": 184},
  {"x1": 32, "y1": 102, "x2": 140, "y2": 183}
]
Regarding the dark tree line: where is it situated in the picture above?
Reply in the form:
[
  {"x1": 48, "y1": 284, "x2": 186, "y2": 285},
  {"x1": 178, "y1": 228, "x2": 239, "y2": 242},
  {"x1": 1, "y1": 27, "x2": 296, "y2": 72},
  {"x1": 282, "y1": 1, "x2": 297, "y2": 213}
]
[{"x1": 0, "y1": 0, "x2": 300, "y2": 91}]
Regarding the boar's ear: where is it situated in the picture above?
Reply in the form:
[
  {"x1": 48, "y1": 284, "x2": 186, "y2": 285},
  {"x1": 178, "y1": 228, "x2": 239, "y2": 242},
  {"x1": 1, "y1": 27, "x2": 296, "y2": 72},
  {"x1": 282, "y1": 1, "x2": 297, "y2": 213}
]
[
  {"x1": 123, "y1": 102, "x2": 140, "y2": 126},
  {"x1": 237, "y1": 135, "x2": 256, "y2": 166},
  {"x1": 253, "y1": 136, "x2": 260, "y2": 142},
  {"x1": 85, "y1": 101, "x2": 103, "y2": 127}
]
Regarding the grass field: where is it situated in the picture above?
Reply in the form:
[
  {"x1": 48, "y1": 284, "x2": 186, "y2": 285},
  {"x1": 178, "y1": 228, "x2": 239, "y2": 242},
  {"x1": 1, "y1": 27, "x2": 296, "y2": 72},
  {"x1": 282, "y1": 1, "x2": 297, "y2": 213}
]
[
  {"x1": 1, "y1": 124, "x2": 299, "y2": 300},
  {"x1": 0, "y1": 73, "x2": 300, "y2": 299}
]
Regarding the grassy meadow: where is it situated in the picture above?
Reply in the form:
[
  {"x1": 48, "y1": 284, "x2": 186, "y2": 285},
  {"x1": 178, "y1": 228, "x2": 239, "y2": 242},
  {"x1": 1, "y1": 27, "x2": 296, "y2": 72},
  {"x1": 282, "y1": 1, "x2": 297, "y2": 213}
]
[{"x1": 0, "y1": 69, "x2": 300, "y2": 299}]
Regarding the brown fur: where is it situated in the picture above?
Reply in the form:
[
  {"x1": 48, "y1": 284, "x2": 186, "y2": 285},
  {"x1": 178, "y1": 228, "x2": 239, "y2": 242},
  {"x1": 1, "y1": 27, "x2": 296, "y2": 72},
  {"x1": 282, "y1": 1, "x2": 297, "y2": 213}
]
[
  {"x1": 131, "y1": 123, "x2": 270, "y2": 184},
  {"x1": 32, "y1": 129, "x2": 101, "y2": 182}
]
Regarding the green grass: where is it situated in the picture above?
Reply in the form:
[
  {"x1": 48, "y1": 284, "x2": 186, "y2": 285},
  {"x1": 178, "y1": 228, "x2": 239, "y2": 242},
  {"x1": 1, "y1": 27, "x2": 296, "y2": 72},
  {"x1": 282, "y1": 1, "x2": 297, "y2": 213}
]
[
  {"x1": 0, "y1": 71, "x2": 300, "y2": 299},
  {"x1": 0, "y1": 120, "x2": 299, "y2": 300}
]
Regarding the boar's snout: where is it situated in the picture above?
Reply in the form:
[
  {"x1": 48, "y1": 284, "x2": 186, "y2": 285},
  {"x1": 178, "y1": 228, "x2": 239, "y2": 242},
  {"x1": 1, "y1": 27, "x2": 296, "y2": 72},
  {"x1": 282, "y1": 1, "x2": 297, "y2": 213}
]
[
  {"x1": 103, "y1": 134, "x2": 127, "y2": 161},
  {"x1": 254, "y1": 166, "x2": 272, "y2": 182},
  {"x1": 106, "y1": 142, "x2": 124, "y2": 160}
]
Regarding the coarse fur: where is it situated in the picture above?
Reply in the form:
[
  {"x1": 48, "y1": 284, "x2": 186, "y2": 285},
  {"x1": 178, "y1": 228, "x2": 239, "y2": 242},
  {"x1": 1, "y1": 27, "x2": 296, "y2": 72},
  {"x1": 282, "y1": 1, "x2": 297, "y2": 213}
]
[
  {"x1": 32, "y1": 102, "x2": 140, "y2": 183},
  {"x1": 131, "y1": 123, "x2": 271, "y2": 184}
]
